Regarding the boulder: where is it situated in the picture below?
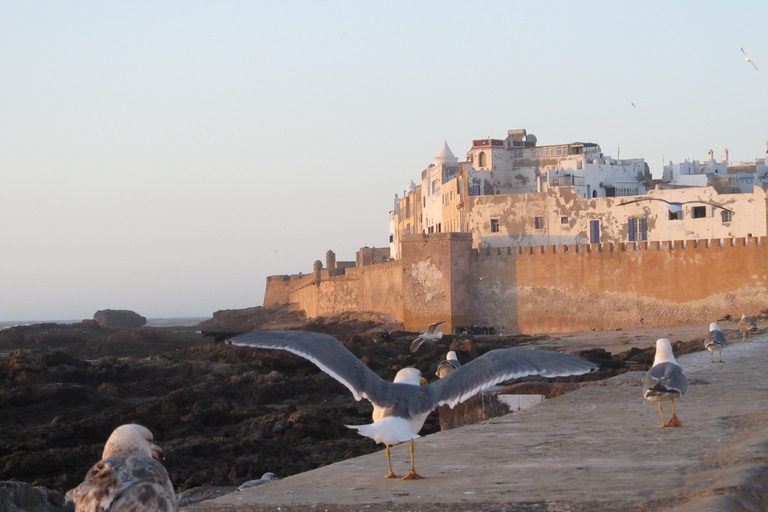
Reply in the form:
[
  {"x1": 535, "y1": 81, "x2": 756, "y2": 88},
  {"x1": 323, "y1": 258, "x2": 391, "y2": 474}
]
[
  {"x1": 92, "y1": 310, "x2": 146, "y2": 329},
  {"x1": 0, "y1": 481, "x2": 71, "y2": 512}
]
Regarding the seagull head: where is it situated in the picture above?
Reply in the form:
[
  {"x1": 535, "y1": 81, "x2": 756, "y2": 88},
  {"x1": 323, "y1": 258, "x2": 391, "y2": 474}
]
[
  {"x1": 102, "y1": 424, "x2": 163, "y2": 460},
  {"x1": 394, "y1": 367, "x2": 427, "y2": 386},
  {"x1": 709, "y1": 322, "x2": 721, "y2": 332}
]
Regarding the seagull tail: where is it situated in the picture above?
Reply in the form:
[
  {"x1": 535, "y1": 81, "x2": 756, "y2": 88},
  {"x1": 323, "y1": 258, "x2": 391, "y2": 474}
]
[{"x1": 346, "y1": 417, "x2": 419, "y2": 445}]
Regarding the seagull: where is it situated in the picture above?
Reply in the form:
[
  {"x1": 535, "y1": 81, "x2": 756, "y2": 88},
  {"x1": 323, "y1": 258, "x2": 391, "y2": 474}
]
[
  {"x1": 238, "y1": 472, "x2": 278, "y2": 491},
  {"x1": 738, "y1": 314, "x2": 758, "y2": 342},
  {"x1": 619, "y1": 197, "x2": 734, "y2": 213},
  {"x1": 705, "y1": 321, "x2": 727, "y2": 363},
  {"x1": 643, "y1": 338, "x2": 689, "y2": 428},
  {"x1": 435, "y1": 351, "x2": 461, "y2": 378},
  {"x1": 409, "y1": 321, "x2": 445, "y2": 353},
  {"x1": 67, "y1": 424, "x2": 177, "y2": 512},
  {"x1": 229, "y1": 330, "x2": 598, "y2": 479},
  {"x1": 741, "y1": 47, "x2": 759, "y2": 70}
]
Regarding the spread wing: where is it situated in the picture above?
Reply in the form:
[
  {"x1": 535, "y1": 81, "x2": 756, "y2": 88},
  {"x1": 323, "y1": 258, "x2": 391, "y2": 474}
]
[
  {"x1": 229, "y1": 331, "x2": 391, "y2": 404},
  {"x1": 417, "y1": 348, "x2": 598, "y2": 414}
]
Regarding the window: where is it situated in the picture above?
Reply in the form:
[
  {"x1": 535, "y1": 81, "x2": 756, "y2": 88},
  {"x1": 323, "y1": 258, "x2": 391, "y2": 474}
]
[
  {"x1": 389, "y1": 234, "x2": 394, "y2": 243},
  {"x1": 534, "y1": 217, "x2": 544, "y2": 229},
  {"x1": 470, "y1": 184, "x2": 481, "y2": 196},
  {"x1": 490, "y1": 219, "x2": 500, "y2": 233},
  {"x1": 722, "y1": 210, "x2": 733, "y2": 223},
  {"x1": 628, "y1": 218, "x2": 648, "y2": 241},
  {"x1": 692, "y1": 206, "x2": 707, "y2": 218},
  {"x1": 669, "y1": 210, "x2": 683, "y2": 220},
  {"x1": 561, "y1": 216, "x2": 569, "y2": 225},
  {"x1": 478, "y1": 151, "x2": 487, "y2": 167},
  {"x1": 590, "y1": 220, "x2": 600, "y2": 243}
]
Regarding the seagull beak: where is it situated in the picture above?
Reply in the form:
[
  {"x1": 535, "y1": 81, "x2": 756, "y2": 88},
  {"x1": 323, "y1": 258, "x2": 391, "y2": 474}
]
[
  {"x1": 420, "y1": 377, "x2": 428, "y2": 385},
  {"x1": 151, "y1": 444, "x2": 164, "y2": 460}
]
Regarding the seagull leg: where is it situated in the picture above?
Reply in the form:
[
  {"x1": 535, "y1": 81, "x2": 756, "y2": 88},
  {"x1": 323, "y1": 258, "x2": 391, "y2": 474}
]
[
  {"x1": 401, "y1": 440, "x2": 424, "y2": 480},
  {"x1": 666, "y1": 398, "x2": 683, "y2": 428},
  {"x1": 656, "y1": 403, "x2": 666, "y2": 428},
  {"x1": 719, "y1": 349, "x2": 724, "y2": 363},
  {"x1": 385, "y1": 445, "x2": 400, "y2": 479}
]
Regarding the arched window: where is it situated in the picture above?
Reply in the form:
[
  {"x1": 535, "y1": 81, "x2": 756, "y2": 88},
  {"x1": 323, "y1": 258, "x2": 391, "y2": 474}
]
[{"x1": 478, "y1": 151, "x2": 487, "y2": 167}]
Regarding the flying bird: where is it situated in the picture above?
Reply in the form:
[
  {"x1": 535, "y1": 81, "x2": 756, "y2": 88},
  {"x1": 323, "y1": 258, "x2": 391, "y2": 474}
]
[
  {"x1": 229, "y1": 330, "x2": 598, "y2": 479},
  {"x1": 619, "y1": 197, "x2": 734, "y2": 213},
  {"x1": 741, "y1": 47, "x2": 759, "y2": 70},
  {"x1": 643, "y1": 338, "x2": 689, "y2": 428},
  {"x1": 409, "y1": 321, "x2": 445, "y2": 353},
  {"x1": 67, "y1": 424, "x2": 177, "y2": 512},
  {"x1": 705, "y1": 321, "x2": 727, "y2": 363},
  {"x1": 435, "y1": 350, "x2": 461, "y2": 378},
  {"x1": 738, "y1": 314, "x2": 758, "y2": 342}
]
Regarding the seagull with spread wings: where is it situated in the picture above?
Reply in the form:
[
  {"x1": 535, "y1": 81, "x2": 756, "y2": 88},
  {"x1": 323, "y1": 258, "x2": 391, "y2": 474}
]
[
  {"x1": 229, "y1": 330, "x2": 598, "y2": 480},
  {"x1": 741, "y1": 47, "x2": 759, "y2": 70}
]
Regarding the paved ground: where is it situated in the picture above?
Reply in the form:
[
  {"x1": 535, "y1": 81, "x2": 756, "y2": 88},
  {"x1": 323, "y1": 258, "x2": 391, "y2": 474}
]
[{"x1": 186, "y1": 331, "x2": 768, "y2": 512}]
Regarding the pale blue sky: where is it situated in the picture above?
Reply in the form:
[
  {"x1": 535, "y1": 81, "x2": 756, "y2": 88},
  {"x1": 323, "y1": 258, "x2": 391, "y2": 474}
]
[{"x1": 1, "y1": 1, "x2": 766, "y2": 321}]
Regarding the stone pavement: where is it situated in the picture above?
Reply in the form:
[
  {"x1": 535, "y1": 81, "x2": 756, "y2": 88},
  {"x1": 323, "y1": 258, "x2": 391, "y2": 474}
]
[{"x1": 185, "y1": 335, "x2": 768, "y2": 512}]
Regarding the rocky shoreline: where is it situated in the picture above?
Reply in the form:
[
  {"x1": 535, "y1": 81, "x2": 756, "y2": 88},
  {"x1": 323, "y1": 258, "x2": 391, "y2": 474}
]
[{"x1": 0, "y1": 306, "x2": 708, "y2": 510}]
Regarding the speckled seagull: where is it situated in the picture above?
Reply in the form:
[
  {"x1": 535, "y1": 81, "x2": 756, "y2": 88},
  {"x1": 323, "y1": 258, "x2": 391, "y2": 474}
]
[
  {"x1": 67, "y1": 424, "x2": 177, "y2": 512},
  {"x1": 229, "y1": 330, "x2": 598, "y2": 479},
  {"x1": 643, "y1": 338, "x2": 689, "y2": 428},
  {"x1": 435, "y1": 350, "x2": 461, "y2": 378},
  {"x1": 739, "y1": 314, "x2": 758, "y2": 341}
]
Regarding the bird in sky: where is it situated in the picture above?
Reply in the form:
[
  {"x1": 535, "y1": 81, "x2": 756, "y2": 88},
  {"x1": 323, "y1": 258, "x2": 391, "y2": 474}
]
[
  {"x1": 618, "y1": 197, "x2": 734, "y2": 214},
  {"x1": 643, "y1": 338, "x2": 689, "y2": 428},
  {"x1": 409, "y1": 321, "x2": 445, "y2": 353},
  {"x1": 741, "y1": 47, "x2": 759, "y2": 70},
  {"x1": 435, "y1": 350, "x2": 461, "y2": 378},
  {"x1": 66, "y1": 424, "x2": 177, "y2": 512},
  {"x1": 738, "y1": 314, "x2": 758, "y2": 342},
  {"x1": 228, "y1": 330, "x2": 598, "y2": 479},
  {"x1": 705, "y1": 321, "x2": 727, "y2": 363}
]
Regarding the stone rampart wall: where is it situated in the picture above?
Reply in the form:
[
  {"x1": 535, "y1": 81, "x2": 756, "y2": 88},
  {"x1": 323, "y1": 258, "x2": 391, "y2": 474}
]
[
  {"x1": 264, "y1": 237, "x2": 768, "y2": 334},
  {"x1": 469, "y1": 237, "x2": 768, "y2": 334}
]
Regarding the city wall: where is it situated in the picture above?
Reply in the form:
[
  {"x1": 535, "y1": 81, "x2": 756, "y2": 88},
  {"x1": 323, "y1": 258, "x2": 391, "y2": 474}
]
[
  {"x1": 469, "y1": 237, "x2": 768, "y2": 334},
  {"x1": 264, "y1": 236, "x2": 768, "y2": 335}
]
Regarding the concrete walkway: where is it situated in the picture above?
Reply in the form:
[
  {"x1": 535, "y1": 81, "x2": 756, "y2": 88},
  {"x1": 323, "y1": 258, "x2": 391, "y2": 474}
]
[{"x1": 186, "y1": 335, "x2": 768, "y2": 512}]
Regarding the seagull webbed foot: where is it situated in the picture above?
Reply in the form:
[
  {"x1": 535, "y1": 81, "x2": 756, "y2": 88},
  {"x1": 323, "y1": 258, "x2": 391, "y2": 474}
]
[
  {"x1": 401, "y1": 470, "x2": 425, "y2": 480},
  {"x1": 385, "y1": 471, "x2": 402, "y2": 479},
  {"x1": 666, "y1": 413, "x2": 684, "y2": 428}
]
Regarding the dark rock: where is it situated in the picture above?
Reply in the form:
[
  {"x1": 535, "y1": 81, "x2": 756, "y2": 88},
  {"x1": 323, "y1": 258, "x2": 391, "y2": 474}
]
[
  {"x1": 93, "y1": 309, "x2": 146, "y2": 329},
  {"x1": 0, "y1": 481, "x2": 71, "y2": 512}
]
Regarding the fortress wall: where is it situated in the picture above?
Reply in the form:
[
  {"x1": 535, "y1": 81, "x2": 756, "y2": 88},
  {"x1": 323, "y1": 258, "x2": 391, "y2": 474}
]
[
  {"x1": 359, "y1": 260, "x2": 403, "y2": 319},
  {"x1": 400, "y1": 233, "x2": 473, "y2": 332},
  {"x1": 263, "y1": 261, "x2": 406, "y2": 321},
  {"x1": 470, "y1": 237, "x2": 768, "y2": 334}
]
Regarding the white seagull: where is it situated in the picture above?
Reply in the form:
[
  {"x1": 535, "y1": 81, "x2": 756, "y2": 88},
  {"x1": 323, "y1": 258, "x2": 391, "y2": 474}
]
[
  {"x1": 704, "y1": 321, "x2": 727, "y2": 363},
  {"x1": 643, "y1": 338, "x2": 689, "y2": 428},
  {"x1": 67, "y1": 424, "x2": 177, "y2": 512},
  {"x1": 409, "y1": 321, "x2": 445, "y2": 353},
  {"x1": 738, "y1": 314, "x2": 758, "y2": 341},
  {"x1": 229, "y1": 330, "x2": 598, "y2": 479},
  {"x1": 741, "y1": 47, "x2": 759, "y2": 70},
  {"x1": 619, "y1": 197, "x2": 734, "y2": 213},
  {"x1": 435, "y1": 350, "x2": 461, "y2": 378}
]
